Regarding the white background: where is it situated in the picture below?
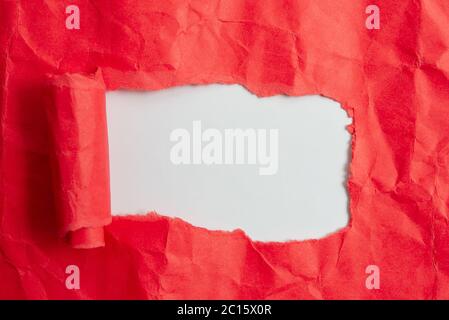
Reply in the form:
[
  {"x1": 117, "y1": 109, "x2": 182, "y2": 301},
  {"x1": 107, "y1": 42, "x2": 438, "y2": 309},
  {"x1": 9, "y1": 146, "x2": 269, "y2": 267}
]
[{"x1": 106, "y1": 85, "x2": 351, "y2": 242}]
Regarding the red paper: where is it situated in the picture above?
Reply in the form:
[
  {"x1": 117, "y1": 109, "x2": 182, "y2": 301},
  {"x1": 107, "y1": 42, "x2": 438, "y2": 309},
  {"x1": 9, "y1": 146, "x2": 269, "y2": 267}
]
[
  {"x1": 45, "y1": 71, "x2": 111, "y2": 249},
  {"x1": 1, "y1": 0, "x2": 449, "y2": 299}
]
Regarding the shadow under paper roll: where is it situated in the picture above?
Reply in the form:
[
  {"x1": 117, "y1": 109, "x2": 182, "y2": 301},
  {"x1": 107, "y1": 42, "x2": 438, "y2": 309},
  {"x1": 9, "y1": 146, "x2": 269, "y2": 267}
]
[{"x1": 45, "y1": 70, "x2": 111, "y2": 249}]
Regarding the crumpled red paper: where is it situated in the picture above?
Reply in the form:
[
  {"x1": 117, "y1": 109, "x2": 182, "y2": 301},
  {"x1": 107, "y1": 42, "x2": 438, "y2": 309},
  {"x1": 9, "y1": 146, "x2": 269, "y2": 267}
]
[
  {"x1": 45, "y1": 70, "x2": 111, "y2": 249},
  {"x1": 1, "y1": 0, "x2": 449, "y2": 299}
]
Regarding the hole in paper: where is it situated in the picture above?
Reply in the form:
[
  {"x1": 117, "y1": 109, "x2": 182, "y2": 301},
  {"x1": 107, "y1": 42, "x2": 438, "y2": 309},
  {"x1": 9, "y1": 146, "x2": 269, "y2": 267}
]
[{"x1": 106, "y1": 84, "x2": 351, "y2": 241}]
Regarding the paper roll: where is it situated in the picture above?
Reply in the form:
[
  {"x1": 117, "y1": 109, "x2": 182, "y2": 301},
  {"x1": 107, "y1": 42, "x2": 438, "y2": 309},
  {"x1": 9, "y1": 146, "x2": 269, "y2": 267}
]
[{"x1": 45, "y1": 70, "x2": 111, "y2": 249}]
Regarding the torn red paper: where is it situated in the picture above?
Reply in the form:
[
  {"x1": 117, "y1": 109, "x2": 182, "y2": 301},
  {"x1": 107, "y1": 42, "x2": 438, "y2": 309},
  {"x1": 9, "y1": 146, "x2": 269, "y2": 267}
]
[
  {"x1": 1, "y1": 0, "x2": 449, "y2": 299},
  {"x1": 45, "y1": 71, "x2": 111, "y2": 249}
]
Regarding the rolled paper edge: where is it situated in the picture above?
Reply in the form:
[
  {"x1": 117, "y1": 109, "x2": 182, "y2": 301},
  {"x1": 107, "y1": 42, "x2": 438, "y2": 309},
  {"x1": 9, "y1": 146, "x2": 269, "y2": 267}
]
[
  {"x1": 69, "y1": 227, "x2": 106, "y2": 249},
  {"x1": 64, "y1": 215, "x2": 112, "y2": 249},
  {"x1": 46, "y1": 69, "x2": 112, "y2": 249}
]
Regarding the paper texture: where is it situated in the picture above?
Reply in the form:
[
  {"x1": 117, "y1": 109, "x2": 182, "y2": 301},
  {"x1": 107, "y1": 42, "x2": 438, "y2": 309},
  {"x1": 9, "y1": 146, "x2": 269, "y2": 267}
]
[
  {"x1": 45, "y1": 71, "x2": 111, "y2": 249},
  {"x1": 0, "y1": 0, "x2": 449, "y2": 299}
]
